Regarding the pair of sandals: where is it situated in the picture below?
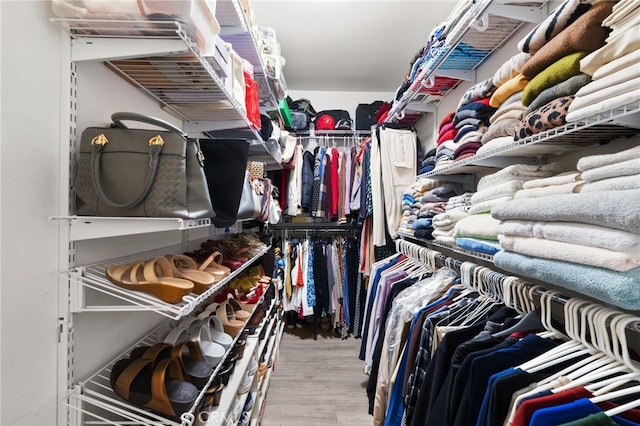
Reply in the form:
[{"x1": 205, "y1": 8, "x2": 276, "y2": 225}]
[
  {"x1": 198, "y1": 298, "x2": 252, "y2": 338},
  {"x1": 105, "y1": 252, "x2": 231, "y2": 304}
]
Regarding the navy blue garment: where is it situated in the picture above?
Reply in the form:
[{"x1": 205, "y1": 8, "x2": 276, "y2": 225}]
[{"x1": 301, "y1": 150, "x2": 315, "y2": 211}]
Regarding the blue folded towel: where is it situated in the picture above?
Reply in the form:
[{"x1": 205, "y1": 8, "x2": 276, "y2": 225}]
[
  {"x1": 456, "y1": 237, "x2": 501, "y2": 255},
  {"x1": 412, "y1": 218, "x2": 433, "y2": 230},
  {"x1": 494, "y1": 250, "x2": 640, "y2": 310}
]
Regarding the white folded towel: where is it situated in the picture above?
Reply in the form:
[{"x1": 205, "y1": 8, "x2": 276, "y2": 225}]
[
  {"x1": 522, "y1": 171, "x2": 582, "y2": 189},
  {"x1": 581, "y1": 158, "x2": 640, "y2": 183},
  {"x1": 477, "y1": 163, "x2": 559, "y2": 192},
  {"x1": 498, "y1": 219, "x2": 640, "y2": 252},
  {"x1": 514, "y1": 181, "x2": 583, "y2": 199},
  {"x1": 453, "y1": 213, "x2": 500, "y2": 240},
  {"x1": 577, "y1": 144, "x2": 640, "y2": 171},
  {"x1": 580, "y1": 175, "x2": 640, "y2": 193},
  {"x1": 498, "y1": 234, "x2": 640, "y2": 272},
  {"x1": 468, "y1": 196, "x2": 513, "y2": 215},
  {"x1": 471, "y1": 180, "x2": 523, "y2": 205}
]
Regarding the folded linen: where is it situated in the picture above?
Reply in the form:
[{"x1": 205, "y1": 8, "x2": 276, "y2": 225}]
[
  {"x1": 514, "y1": 181, "x2": 583, "y2": 199},
  {"x1": 592, "y1": 49, "x2": 640, "y2": 81},
  {"x1": 468, "y1": 196, "x2": 513, "y2": 215},
  {"x1": 580, "y1": 31, "x2": 640, "y2": 76},
  {"x1": 517, "y1": 96, "x2": 575, "y2": 140},
  {"x1": 490, "y1": 74, "x2": 529, "y2": 108},
  {"x1": 434, "y1": 235, "x2": 456, "y2": 244},
  {"x1": 566, "y1": 87, "x2": 640, "y2": 123},
  {"x1": 493, "y1": 53, "x2": 531, "y2": 87},
  {"x1": 432, "y1": 210, "x2": 469, "y2": 226},
  {"x1": 455, "y1": 237, "x2": 501, "y2": 255},
  {"x1": 498, "y1": 234, "x2": 640, "y2": 272},
  {"x1": 575, "y1": 63, "x2": 640, "y2": 98},
  {"x1": 471, "y1": 180, "x2": 524, "y2": 205},
  {"x1": 567, "y1": 76, "x2": 640, "y2": 112},
  {"x1": 517, "y1": 0, "x2": 592, "y2": 54},
  {"x1": 577, "y1": 144, "x2": 640, "y2": 171},
  {"x1": 477, "y1": 163, "x2": 559, "y2": 192},
  {"x1": 493, "y1": 251, "x2": 640, "y2": 310},
  {"x1": 522, "y1": 52, "x2": 587, "y2": 106},
  {"x1": 433, "y1": 226, "x2": 454, "y2": 237},
  {"x1": 579, "y1": 175, "x2": 640, "y2": 193},
  {"x1": 477, "y1": 136, "x2": 517, "y2": 154},
  {"x1": 491, "y1": 189, "x2": 640, "y2": 233},
  {"x1": 602, "y1": 0, "x2": 640, "y2": 28},
  {"x1": 519, "y1": 2, "x2": 614, "y2": 79},
  {"x1": 481, "y1": 121, "x2": 519, "y2": 144},
  {"x1": 522, "y1": 171, "x2": 582, "y2": 189},
  {"x1": 581, "y1": 158, "x2": 640, "y2": 183},
  {"x1": 524, "y1": 73, "x2": 591, "y2": 115},
  {"x1": 412, "y1": 218, "x2": 433, "y2": 230},
  {"x1": 498, "y1": 220, "x2": 640, "y2": 253},
  {"x1": 490, "y1": 102, "x2": 527, "y2": 125},
  {"x1": 414, "y1": 229, "x2": 434, "y2": 240},
  {"x1": 453, "y1": 213, "x2": 501, "y2": 240}
]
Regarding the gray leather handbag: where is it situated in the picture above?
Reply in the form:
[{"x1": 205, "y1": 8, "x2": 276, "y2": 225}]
[{"x1": 75, "y1": 112, "x2": 215, "y2": 219}]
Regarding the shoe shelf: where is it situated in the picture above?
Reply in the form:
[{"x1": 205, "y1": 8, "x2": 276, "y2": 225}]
[
  {"x1": 418, "y1": 100, "x2": 640, "y2": 180},
  {"x1": 256, "y1": 301, "x2": 278, "y2": 359},
  {"x1": 54, "y1": 17, "x2": 282, "y2": 168},
  {"x1": 205, "y1": 337, "x2": 260, "y2": 425},
  {"x1": 66, "y1": 242, "x2": 271, "y2": 319},
  {"x1": 386, "y1": 0, "x2": 548, "y2": 124},
  {"x1": 250, "y1": 320, "x2": 284, "y2": 426}
]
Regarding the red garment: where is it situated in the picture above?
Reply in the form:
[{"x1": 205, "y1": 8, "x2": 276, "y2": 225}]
[
  {"x1": 438, "y1": 111, "x2": 456, "y2": 131},
  {"x1": 512, "y1": 387, "x2": 592, "y2": 426},
  {"x1": 437, "y1": 128, "x2": 458, "y2": 145},
  {"x1": 330, "y1": 148, "x2": 340, "y2": 218}
]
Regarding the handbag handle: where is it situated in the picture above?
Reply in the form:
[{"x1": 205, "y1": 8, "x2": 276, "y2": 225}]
[
  {"x1": 111, "y1": 112, "x2": 187, "y2": 137},
  {"x1": 91, "y1": 138, "x2": 163, "y2": 210},
  {"x1": 91, "y1": 112, "x2": 182, "y2": 210}
]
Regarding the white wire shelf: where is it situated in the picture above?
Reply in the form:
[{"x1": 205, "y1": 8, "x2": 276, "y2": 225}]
[
  {"x1": 418, "y1": 100, "x2": 640, "y2": 180},
  {"x1": 66, "y1": 242, "x2": 271, "y2": 319},
  {"x1": 51, "y1": 216, "x2": 212, "y2": 241},
  {"x1": 398, "y1": 232, "x2": 495, "y2": 263},
  {"x1": 65, "y1": 299, "x2": 267, "y2": 426},
  {"x1": 387, "y1": 0, "x2": 544, "y2": 123}
]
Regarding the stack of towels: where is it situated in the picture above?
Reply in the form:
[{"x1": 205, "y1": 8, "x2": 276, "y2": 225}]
[
  {"x1": 513, "y1": 171, "x2": 584, "y2": 199},
  {"x1": 431, "y1": 193, "x2": 473, "y2": 243},
  {"x1": 396, "y1": 178, "x2": 446, "y2": 236},
  {"x1": 567, "y1": 0, "x2": 640, "y2": 123},
  {"x1": 492, "y1": 144, "x2": 640, "y2": 311},
  {"x1": 452, "y1": 163, "x2": 559, "y2": 254},
  {"x1": 513, "y1": 0, "x2": 616, "y2": 139}
]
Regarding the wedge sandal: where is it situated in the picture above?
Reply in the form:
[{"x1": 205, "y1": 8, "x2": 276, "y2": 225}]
[
  {"x1": 216, "y1": 303, "x2": 245, "y2": 337},
  {"x1": 168, "y1": 254, "x2": 216, "y2": 294}
]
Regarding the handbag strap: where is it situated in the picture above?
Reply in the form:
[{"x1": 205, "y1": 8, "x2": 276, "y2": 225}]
[
  {"x1": 111, "y1": 112, "x2": 187, "y2": 138},
  {"x1": 91, "y1": 138, "x2": 163, "y2": 209}
]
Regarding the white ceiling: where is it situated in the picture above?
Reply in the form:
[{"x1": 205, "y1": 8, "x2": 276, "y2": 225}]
[{"x1": 251, "y1": 0, "x2": 458, "y2": 93}]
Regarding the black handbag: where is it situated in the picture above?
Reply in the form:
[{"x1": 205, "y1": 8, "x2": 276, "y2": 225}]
[
  {"x1": 76, "y1": 112, "x2": 215, "y2": 219},
  {"x1": 198, "y1": 138, "x2": 250, "y2": 228}
]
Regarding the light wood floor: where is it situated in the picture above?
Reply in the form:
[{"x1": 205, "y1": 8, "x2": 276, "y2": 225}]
[{"x1": 261, "y1": 325, "x2": 372, "y2": 425}]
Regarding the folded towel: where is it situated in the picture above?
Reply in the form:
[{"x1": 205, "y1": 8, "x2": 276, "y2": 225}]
[
  {"x1": 477, "y1": 163, "x2": 560, "y2": 191},
  {"x1": 457, "y1": 78, "x2": 497, "y2": 111},
  {"x1": 579, "y1": 175, "x2": 640, "y2": 193},
  {"x1": 514, "y1": 181, "x2": 583, "y2": 199},
  {"x1": 493, "y1": 53, "x2": 531, "y2": 87},
  {"x1": 455, "y1": 237, "x2": 501, "y2": 255},
  {"x1": 481, "y1": 120, "x2": 519, "y2": 144},
  {"x1": 432, "y1": 228, "x2": 455, "y2": 238},
  {"x1": 493, "y1": 251, "x2": 640, "y2": 310},
  {"x1": 498, "y1": 220, "x2": 640, "y2": 252},
  {"x1": 471, "y1": 180, "x2": 524, "y2": 205},
  {"x1": 517, "y1": 96, "x2": 575, "y2": 140},
  {"x1": 490, "y1": 74, "x2": 529, "y2": 108},
  {"x1": 433, "y1": 210, "x2": 469, "y2": 226},
  {"x1": 499, "y1": 234, "x2": 640, "y2": 272},
  {"x1": 491, "y1": 189, "x2": 640, "y2": 233},
  {"x1": 580, "y1": 31, "x2": 640, "y2": 76},
  {"x1": 566, "y1": 84, "x2": 640, "y2": 122},
  {"x1": 517, "y1": 0, "x2": 592, "y2": 54},
  {"x1": 412, "y1": 218, "x2": 433, "y2": 230},
  {"x1": 468, "y1": 196, "x2": 514, "y2": 215},
  {"x1": 577, "y1": 144, "x2": 640, "y2": 171},
  {"x1": 453, "y1": 213, "x2": 501, "y2": 240},
  {"x1": 522, "y1": 52, "x2": 587, "y2": 106},
  {"x1": 520, "y1": 2, "x2": 614, "y2": 79},
  {"x1": 414, "y1": 229, "x2": 434, "y2": 240},
  {"x1": 570, "y1": 73, "x2": 640, "y2": 108},
  {"x1": 581, "y1": 158, "x2": 640, "y2": 183},
  {"x1": 592, "y1": 49, "x2": 640, "y2": 81},
  {"x1": 524, "y1": 73, "x2": 591, "y2": 115},
  {"x1": 522, "y1": 171, "x2": 582, "y2": 189},
  {"x1": 434, "y1": 235, "x2": 456, "y2": 244},
  {"x1": 477, "y1": 136, "x2": 516, "y2": 154}
]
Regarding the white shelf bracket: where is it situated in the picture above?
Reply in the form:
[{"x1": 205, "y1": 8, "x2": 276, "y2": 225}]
[
  {"x1": 488, "y1": 4, "x2": 548, "y2": 24},
  {"x1": 71, "y1": 37, "x2": 188, "y2": 62}
]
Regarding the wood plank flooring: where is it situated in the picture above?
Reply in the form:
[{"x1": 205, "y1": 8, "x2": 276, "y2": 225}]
[{"x1": 261, "y1": 325, "x2": 372, "y2": 425}]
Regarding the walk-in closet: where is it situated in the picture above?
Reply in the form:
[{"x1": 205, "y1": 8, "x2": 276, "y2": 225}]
[{"x1": 1, "y1": 1, "x2": 638, "y2": 425}]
